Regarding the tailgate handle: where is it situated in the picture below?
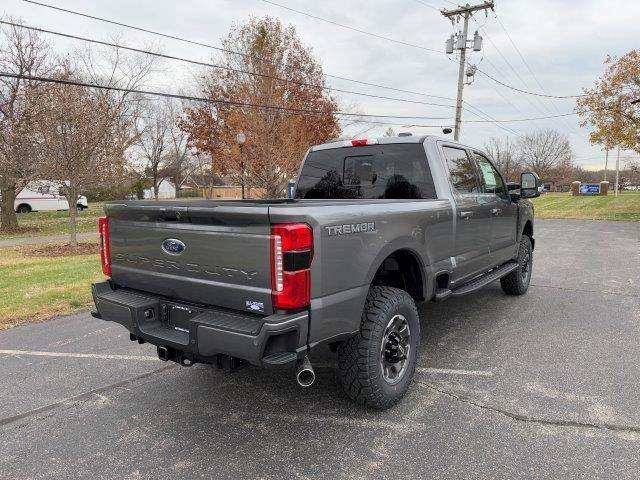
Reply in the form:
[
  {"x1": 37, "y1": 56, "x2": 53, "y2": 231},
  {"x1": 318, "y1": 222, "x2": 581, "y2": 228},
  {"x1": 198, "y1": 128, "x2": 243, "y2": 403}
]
[{"x1": 158, "y1": 207, "x2": 189, "y2": 222}]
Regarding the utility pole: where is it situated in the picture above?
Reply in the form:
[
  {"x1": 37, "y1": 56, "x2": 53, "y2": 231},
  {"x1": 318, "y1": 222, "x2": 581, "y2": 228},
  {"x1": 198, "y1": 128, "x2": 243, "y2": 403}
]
[
  {"x1": 604, "y1": 149, "x2": 609, "y2": 182},
  {"x1": 614, "y1": 147, "x2": 620, "y2": 197},
  {"x1": 442, "y1": 1, "x2": 494, "y2": 141}
]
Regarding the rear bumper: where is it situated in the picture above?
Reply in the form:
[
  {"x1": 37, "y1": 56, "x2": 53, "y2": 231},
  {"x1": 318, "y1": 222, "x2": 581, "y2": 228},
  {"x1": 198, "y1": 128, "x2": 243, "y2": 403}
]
[{"x1": 91, "y1": 281, "x2": 308, "y2": 367}]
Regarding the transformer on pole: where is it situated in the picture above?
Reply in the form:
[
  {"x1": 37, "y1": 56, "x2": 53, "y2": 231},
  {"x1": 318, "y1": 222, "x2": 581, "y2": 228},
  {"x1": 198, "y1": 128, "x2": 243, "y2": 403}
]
[{"x1": 442, "y1": 1, "x2": 494, "y2": 141}]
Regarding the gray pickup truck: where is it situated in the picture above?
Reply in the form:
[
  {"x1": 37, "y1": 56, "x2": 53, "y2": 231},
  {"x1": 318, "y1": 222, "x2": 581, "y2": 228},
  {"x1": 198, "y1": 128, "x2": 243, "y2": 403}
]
[{"x1": 92, "y1": 135, "x2": 540, "y2": 409}]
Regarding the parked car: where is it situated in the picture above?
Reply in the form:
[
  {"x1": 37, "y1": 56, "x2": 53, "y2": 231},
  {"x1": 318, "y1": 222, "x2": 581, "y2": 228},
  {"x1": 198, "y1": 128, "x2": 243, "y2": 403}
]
[
  {"x1": 91, "y1": 135, "x2": 540, "y2": 409},
  {"x1": 15, "y1": 181, "x2": 88, "y2": 213}
]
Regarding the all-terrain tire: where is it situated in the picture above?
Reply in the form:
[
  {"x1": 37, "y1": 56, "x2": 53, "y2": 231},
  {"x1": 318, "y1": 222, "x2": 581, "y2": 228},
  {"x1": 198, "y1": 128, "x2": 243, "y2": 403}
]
[
  {"x1": 500, "y1": 235, "x2": 533, "y2": 295},
  {"x1": 337, "y1": 286, "x2": 420, "y2": 410}
]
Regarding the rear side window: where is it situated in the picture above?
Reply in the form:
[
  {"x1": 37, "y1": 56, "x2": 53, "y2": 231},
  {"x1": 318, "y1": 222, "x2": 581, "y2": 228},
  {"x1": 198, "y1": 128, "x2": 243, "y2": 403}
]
[
  {"x1": 295, "y1": 144, "x2": 436, "y2": 200},
  {"x1": 443, "y1": 146, "x2": 479, "y2": 193}
]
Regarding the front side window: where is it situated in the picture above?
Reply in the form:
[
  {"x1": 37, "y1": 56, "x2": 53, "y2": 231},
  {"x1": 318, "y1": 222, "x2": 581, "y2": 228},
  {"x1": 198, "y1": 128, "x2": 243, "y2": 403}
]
[
  {"x1": 443, "y1": 146, "x2": 479, "y2": 193},
  {"x1": 475, "y1": 153, "x2": 507, "y2": 198}
]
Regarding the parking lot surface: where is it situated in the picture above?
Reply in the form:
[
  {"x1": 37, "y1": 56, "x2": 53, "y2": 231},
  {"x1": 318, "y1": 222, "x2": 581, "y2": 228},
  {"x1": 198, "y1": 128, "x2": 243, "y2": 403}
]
[{"x1": 1, "y1": 219, "x2": 639, "y2": 479}]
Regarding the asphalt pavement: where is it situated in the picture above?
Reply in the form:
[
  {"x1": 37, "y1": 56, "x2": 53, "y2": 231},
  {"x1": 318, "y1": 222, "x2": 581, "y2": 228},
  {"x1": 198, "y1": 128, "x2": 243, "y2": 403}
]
[{"x1": 1, "y1": 219, "x2": 638, "y2": 479}]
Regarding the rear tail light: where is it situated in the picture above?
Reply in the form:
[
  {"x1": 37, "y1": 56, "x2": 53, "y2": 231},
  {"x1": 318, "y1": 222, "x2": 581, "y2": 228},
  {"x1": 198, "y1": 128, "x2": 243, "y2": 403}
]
[
  {"x1": 98, "y1": 216, "x2": 111, "y2": 277},
  {"x1": 271, "y1": 223, "x2": 313, "y2": 310}
]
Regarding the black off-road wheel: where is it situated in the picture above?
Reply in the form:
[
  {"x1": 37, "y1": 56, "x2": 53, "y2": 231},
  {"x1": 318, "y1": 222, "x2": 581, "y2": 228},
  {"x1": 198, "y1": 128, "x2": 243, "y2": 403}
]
[
  {"x1": 500, "y1": 235, "x2": 533, "y2": 295},
  {"x1": 337, "y1": 286, "x2": 420, "y2": 410}
]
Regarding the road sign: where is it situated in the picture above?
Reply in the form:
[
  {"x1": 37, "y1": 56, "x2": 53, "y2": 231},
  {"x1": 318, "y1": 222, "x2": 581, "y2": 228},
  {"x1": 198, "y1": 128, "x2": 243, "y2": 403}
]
[{"x1": 579, "y1": 183, "x2": 600, "y2": 195}]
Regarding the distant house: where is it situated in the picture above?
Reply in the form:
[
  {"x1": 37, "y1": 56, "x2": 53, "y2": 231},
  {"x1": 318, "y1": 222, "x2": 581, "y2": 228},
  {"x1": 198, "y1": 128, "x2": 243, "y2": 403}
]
[
  {"x1": 181, "y1": 173, "x2": 247, "y2": 199},
  {"x1": 143, "y1": 179, "x2": 176, "y2": 199}
]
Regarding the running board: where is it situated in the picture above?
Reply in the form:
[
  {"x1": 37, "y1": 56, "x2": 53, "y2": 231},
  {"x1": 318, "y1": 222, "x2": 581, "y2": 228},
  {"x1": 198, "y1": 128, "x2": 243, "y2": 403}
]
[{"x1": 435, "y1": 261, "x2": 518, "y2": 301}]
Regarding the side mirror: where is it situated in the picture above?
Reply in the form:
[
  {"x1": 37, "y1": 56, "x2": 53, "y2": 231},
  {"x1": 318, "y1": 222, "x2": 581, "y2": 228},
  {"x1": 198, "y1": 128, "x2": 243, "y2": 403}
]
[{"x1": 520, "y1": 171, "x2": 540, "y2": 199}]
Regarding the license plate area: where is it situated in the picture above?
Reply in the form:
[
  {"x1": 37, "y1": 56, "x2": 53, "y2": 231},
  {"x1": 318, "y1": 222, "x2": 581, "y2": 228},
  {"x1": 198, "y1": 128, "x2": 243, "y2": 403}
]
[{"x1": 160, "y1": 302, "x2": 200, "y2": 333}]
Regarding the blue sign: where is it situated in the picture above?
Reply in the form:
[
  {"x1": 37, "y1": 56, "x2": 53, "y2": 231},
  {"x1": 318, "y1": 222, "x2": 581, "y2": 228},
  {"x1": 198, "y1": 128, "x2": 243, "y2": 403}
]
[
  {"x1": 580, "y1": 183, "x2": 600, "y2": 195},
  {"x1": 287, "y1": 179, "x2": 296, "y2": 199}
]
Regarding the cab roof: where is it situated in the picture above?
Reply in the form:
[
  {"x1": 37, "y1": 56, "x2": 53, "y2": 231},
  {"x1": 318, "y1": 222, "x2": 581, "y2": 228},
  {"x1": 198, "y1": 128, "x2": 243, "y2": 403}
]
[{"x1": 308, "y1": 134, "x2": 481, "y2": 154}]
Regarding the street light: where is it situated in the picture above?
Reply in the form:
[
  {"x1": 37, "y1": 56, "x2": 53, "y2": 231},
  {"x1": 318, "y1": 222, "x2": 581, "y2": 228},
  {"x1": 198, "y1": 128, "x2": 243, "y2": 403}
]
[{"x1": 236, "y1": 132, "x2": 246, "y2": 199}]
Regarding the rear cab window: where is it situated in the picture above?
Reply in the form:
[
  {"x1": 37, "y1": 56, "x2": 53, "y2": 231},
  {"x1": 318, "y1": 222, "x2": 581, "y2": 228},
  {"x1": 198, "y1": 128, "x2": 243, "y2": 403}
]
[{"x1": 295, "y1": 143, "x2": 437, "y2": 200}]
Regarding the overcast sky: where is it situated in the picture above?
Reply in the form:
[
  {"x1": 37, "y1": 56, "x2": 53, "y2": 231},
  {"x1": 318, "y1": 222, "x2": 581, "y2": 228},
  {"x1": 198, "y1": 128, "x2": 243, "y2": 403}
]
[{"x1": 4, "y1": 0, "x2": 639, "y2": 169}]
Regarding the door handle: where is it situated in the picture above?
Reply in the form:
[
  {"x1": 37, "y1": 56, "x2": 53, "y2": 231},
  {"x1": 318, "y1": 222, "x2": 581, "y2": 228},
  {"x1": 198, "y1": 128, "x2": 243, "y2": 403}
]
[
  {"x1": 459, "y1": 211, "x2": 473, "y2": 219},
  {"x1": 490, "y1": 208, "x2": 502, "y2": 215}
]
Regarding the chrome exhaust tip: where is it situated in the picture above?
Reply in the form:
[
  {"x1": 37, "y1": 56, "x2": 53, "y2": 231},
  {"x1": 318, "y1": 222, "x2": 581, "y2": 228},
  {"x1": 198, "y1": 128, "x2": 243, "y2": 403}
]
[{"x1": 296, "y1": 356, "x2": 315, "y2": 387}]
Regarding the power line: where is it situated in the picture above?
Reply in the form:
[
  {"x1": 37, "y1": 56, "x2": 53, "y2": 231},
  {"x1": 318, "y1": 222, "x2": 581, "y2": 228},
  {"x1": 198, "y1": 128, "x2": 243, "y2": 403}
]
[
  {"x1": 21, "y1": 0, "x2": 253, "y2": 60},
  {"x1": 493, "y1": 12, "x2": 580, "y2": 136},
  {"x1": 261, "y1": 0, "x2": 444, "y2": 54},
  {"x1": 0, "y1": 71, "x2": 455, "y2": 120},
  {"x1": 0, "y1": 20, "x2": 456, "y2": 110},
  {"x1": 476, "y1": 67, "x2": 584, "y2": 98},
  {"x1": 412, "y1": 0, "x2": 441, "y2": 13},
  {"x1": 465, "y1": 12, "x2": 576, "y2": 136},
  {"x1": 494, "y1": 13, "x2": 552, "y2": 98},
  {"x1": 19, "y1": 0, "x2": 585, "y2": 139},
  {"x1": 462, "y1": 101, "x2": 521, "y2": 137},
  {"x1": 469, "y1": 20, "x2": 550, "y2": 119},
  {"x1": 324, "y1": 74, "x2": 453, "y2": 101},
  {"x1": 10, "y1": 5, "x2": 582, "y2": 132},
  {"x1": 2, "y1": 72, "x2": 577, "y2": 125},
  {"x1": 5, "y1": 11, "x2": 531, "y2": 137},
  {"x1": 336, "y1": 116, "x2": 450, "y2": 128},
  {"x1": 19, "y1": 0, "x2": 455, "y2": 102},
  {"x1": 464, "y1": 112, "x2": 576, "y2": 123}
]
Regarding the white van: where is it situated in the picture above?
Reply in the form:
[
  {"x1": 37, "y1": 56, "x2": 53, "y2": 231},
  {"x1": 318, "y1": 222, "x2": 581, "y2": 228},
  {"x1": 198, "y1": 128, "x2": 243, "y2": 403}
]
[{"x1": 14, "y1": 181, "x2": 88, "y2": 213}]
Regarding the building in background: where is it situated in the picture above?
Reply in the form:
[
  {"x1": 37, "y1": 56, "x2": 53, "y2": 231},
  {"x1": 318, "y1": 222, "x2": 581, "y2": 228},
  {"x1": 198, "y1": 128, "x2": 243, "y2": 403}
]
[{"x1": 143, "y1": 179, "x2": 176, "y2": 199}]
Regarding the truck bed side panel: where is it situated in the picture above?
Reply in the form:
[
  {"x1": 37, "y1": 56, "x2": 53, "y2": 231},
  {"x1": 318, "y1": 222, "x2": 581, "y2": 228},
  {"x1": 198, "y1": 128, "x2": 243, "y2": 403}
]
[{"x1": 268, "y1": 199, "x2": 454, "y2": 344}]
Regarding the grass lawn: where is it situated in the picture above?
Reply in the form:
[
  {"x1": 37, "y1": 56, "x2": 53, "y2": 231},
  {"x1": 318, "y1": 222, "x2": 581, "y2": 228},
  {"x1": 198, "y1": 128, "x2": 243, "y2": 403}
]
[
  {"x1": 0, "y1": 203, "x2": 104, "y2": 239},
  {"x1": 0, "y1": 246, "x2": 102, "y2": 329},
  {"x1": 532, "y1": 192, "x2": 640, "y2": 221}
]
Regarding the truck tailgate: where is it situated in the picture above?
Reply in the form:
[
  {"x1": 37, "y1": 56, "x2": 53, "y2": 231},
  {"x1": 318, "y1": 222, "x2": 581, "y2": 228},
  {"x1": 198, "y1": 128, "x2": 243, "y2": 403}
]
[{"x1": 105, "y1": 202, "x2": 273, "y2": 313}]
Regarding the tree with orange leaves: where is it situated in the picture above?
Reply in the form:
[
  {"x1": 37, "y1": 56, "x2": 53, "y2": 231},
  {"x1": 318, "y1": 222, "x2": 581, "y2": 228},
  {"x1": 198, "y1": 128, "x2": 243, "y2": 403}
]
[
  {"x1": 576, "y1": 50, "x2": 640, "y2": 153},
  {"x1": 180, "y1": 17, "x2": 341, "y2": 198}
]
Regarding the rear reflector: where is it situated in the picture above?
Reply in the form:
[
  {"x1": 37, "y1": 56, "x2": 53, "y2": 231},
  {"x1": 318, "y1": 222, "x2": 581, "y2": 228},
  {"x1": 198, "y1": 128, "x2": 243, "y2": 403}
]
[
  {"x1": 98, "y1": 216, "x2": 111, "y2": 277},
  {"x1": 351, "y1": 138, "x2": 368, "y2": 146},
  {"x1": 271, "y1": 223, "x2": 313, "y2": 310}
]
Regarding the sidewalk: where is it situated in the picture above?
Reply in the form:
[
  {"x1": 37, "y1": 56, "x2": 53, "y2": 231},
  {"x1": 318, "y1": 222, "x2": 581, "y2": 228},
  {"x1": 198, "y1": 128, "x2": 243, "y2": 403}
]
[{"x1": 0, "y1": 232, "x2": 99, "y2": 248}]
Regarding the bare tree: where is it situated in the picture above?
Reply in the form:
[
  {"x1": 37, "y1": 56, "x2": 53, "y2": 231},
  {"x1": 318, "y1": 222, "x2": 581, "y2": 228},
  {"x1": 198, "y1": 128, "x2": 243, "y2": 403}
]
[
  {"x1": 191, "y1": 151, "x2": 217, "y2": 199},
  {"x1": 38, "y1": 45, "x2": 153, "y2": 246},
  {"x1": 516, "y1": 129, "x2": 573, "y2": 181},
  {"x1": 484, "y1": 137, "x2": 522, "y2": 182},
  {"x1": 0, "y1": 19, "x2": 51, "y2": 231},
  {"x1": 625, "y1": 159, "x2": 639, "y2": 187},
  {"x1": 37, "y1": 66, "x2": 121, "y2": 246},
  {"x1": 136, "y1": 100, "x2": 173, "y2": 199}
]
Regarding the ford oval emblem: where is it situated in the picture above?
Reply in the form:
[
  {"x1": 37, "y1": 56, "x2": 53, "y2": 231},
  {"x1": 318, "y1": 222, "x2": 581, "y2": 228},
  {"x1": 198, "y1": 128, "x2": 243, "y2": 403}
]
[{"x1": 162, "y1": 238, "x2": 186, "y2": 256}]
